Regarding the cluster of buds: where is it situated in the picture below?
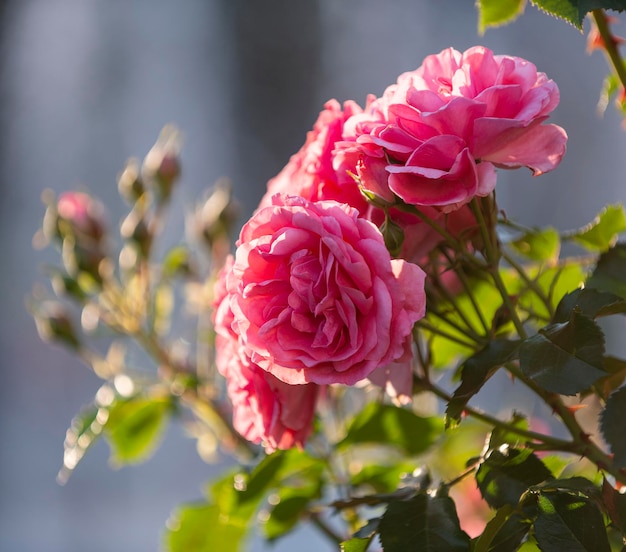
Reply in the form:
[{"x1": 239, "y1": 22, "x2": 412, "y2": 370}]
[{"x1": 41, "y1": 190, "x2": 109, "y2": 286}]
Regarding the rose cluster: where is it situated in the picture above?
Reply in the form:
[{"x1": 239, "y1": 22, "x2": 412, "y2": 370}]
[{"x1": 213, "y1": 46, "x2": 567, "y2": 452}]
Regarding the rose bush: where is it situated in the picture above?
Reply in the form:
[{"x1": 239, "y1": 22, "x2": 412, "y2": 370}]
[{"x1": 218, "y1": 194, "x2": 426, "y2": 389}]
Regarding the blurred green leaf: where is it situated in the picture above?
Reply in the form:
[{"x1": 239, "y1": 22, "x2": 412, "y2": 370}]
[
  {"x1": 586, "y1": 243, "x2": 626, "y2": 299},
  {"x1": 105, "y1": 395, "x2": 172, "y2": 466},
  {"x1": 162, "y1": 245, "x2": 193, "y2": 278},
  {"x1": 446, "y1": 340, "x2": 520, "y2": 426},
  {"x1": 427, "y1": 278, "x2": 502, "y2": 368},
  {"x1": 476, "y1": 448, "x2": 553, "y2": 509},
  {"x1": 264, "y1": 483, "x2": 321, "y2": 541},
  {"x1": 533, "y1": 492, "x2": 610, "y2": 552},
  {"x1": 477, "y1": 0, "x2": 526, "y2": 34},
  {"x1": 164, "y1": 502, "x2": 247, "y2": 552},
  {"x1": 510, "y1": 227, "x2": 560, "y2": 262},
  {"x1": 513, "y1": 263, "x2": 587, "y2": 324},
  {"x1": 339, "y1": 403, "x2": 443, "y2": 456},
  {"x1": 378, "y1": 493, "x2": 470, "y2": 552},
  {"x1": 571, "y1": 204, "x2": 626, "y2": 252},
  {"x1": 350, "y1": 463, "x2": 416, "y2": 494},
  {"x1": 519, "y1": 311, "x2": 607, "y2": 395},
  {"x1": 341, "y1": 537, "x2": 371, "y2": 552},
  {"x1": 553, "y1": 287, "x2": 626, "y2": 323},
  {"x1": 600, "y1": 385, "x2": 626, "y2": 469}
]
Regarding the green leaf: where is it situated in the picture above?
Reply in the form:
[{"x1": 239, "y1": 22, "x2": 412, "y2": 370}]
[
  {"x1": 571, "y1": 204, "x2": 626, "y2": 252},
  {"x1": 592, "y1": 355, "x2": 626, "y2": 399},
  {"x1": 531, "y1": 0, "x2": 626, "y2": 29},
  {"x1": 105, "y1": 395, "x2": 171, "y2": 465},
  {"x1": 378, "y1": 493, "x2": 470, "y2": 552},
  {"x1": 519, "y1": 311, "x2": 607, "y2": 395},
  {"x1": 341, "y1": 537, "x2": 371, "y2": 552},
  {"x1": 477, "y1": 0, "x2": 526, "y2": 34},
  {"x1": 264, "y1": 484, "x2": 321, "y2": 541},
  {"x1": 600, "y1": 385, "x2": 626, "y2": 468},
  {"x1": 530, "y1": 476, "x2": 601, "y2": 498},
  {"x1": 553, "y1": 287, "x2": 626, "y2": 323},
  {"x1": 162, "y1": 245, "x2": 193, "y2": 278},
  {"x1": 511, "y1": 263, "x2": 587, "y2": 324},
  {"x1": 350, "y1": 463, "x2": 416, "y2": 494},
  {"x1": 586, "y1": 243, "x2": 626, "y2": 299},
  {"x1": 473, "y1": 505, "x2": 530, "y2": 552},
  {"x1": 476, "y1": 448, "x2": 553, "y2": 509},
  {"x1": 339, "y1": 402, "x2": 443, "y2": 456},
  {"x1": 488, "y1": 413, "x2": 530, "y2": 451},
  {"x1": 446, "y1": 340, "x2": 520, "y2": 426},
  {"x1": 510, "y1": 227, "x2": 560, "y2": 262},
  {"x1": 164, "y1": 502, "x2": 247, "y2": 552},
  {"x1": 533, "y1": 492, "x2": 610, "y2": 552}
]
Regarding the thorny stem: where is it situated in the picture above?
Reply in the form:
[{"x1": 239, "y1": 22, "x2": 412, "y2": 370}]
[
  {"x1": 592, "y1": 10, "x2": 626, "y2": 94},
  {"x1": 416, "y1": 375, "x2": 573, "y2": 450},
  {"x1": 505, "y1": 363, "x2": 626, "y2": 485}
]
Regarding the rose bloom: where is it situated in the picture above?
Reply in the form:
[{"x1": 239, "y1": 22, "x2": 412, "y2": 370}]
[
  {"x1": 337, "y1": 46, "x2": 567, "y2": 212},
  {"x1": 258, "y1": 99, "x2": 368, "y2": 214},
  {"x1": 224, "y1": 194, "x2": 426, "y2": 390},
  {"x1": 213, "y1": 259, "x2": 319, "y2": 452}
]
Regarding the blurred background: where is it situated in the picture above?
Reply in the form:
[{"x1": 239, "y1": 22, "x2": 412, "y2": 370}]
[{"x1": 1, "y1": 1, "x2": 626, "y2": 551}]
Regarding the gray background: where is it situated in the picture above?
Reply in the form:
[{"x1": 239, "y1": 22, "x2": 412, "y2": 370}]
[{"x1": 1, "y1": 1, "x2": 626, "y2": 551}]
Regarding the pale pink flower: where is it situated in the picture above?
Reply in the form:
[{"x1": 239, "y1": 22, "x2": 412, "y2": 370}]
[
  {"x1": 56, "y1": 191, "x2": 105, "y2": 241},
  {"x1": 338, "y1": 46, "x2": 567, "y2": 211},
  {"x1": 259, "y1": 99, "x2": 367, "y2": 213},
  {"x1": 213, "y1": 259, "x2": 319, "y2": 452},
  {"x1": 225, "y1": 194, "x2": 426, "y2": 386}
]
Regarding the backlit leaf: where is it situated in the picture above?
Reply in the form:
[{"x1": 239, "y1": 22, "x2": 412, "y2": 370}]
[
  {"x1": 164, "y1": 502, "x2": 247, "y2": 552},
  {"x1": 477, "y1": 0, "x2": 526, "y2": 34},
  {"x1": 339, "y1": 402, "x2": 443, "y2": 456},
  {"x1": 105, "y1": 395, "x2": 172, "y2": 465},
  {"x1": 571, "y1": 204, "x2": 626, "y2": 252}
]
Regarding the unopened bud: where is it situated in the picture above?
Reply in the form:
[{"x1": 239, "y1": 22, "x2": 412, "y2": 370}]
[
  {"x1": 57, "y1": 191, "x2": 106, "y2": 243},
  {"x1": 187, "y1": 180, "x2": 239, "y2": 248},
  {"x1": 142, "y1": 126, "x2": 181, "y2": 204},
  {"x1": 33, "y1": 301, "x2": 80, "y2": 350},
  {"x1": 118, "y1": 159, "x2": 145, "y2": 203},
  {"x1": 380, "y1": 215, "x2": 404, "y2": 257}
]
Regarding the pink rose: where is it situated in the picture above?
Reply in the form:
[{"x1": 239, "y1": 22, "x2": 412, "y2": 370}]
[
  {"x1": 258, "y1": 99, "x2": 368, "y2": 214},
  {"x1": 225, "y1": 194, "x2": 426, "y2": 386},
  {"x1": 338, "y1": 46, "x2": 567, "y2": 211},
  {"x1": 213, "y1": 259, "x2": 319, "y2": 452}
]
